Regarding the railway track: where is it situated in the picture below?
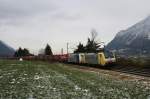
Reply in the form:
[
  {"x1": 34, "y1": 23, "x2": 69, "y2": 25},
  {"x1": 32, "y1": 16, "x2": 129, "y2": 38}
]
[
  {"x1": 66, "y1": 63, "x2": 150, "y2": 78},
  {"x1": 110, "y1": 65, "x2": 150, "y2": 77}
]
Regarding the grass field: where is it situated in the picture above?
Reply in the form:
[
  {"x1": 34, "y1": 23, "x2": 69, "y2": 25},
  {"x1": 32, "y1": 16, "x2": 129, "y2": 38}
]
[{"x1": 0, "y1": 60, "x2": 149, "y2": 99}]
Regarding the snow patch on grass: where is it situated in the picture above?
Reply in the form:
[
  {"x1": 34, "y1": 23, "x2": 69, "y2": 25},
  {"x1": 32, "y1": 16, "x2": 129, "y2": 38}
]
[{"x1": 74, "y1": 85, "x2": 81, "y2": 90}]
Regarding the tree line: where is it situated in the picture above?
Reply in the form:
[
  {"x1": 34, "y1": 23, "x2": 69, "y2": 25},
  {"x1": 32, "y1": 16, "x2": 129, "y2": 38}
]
[
  {"x1": 74, "y1": 29, "x2": 103, "y2": 53},
  {"x1": 14, "y1": 29, "x2": 103, "y2": 57},
  {"x1": 14, "y1": 44, "x2": 53, "y2": 57}
]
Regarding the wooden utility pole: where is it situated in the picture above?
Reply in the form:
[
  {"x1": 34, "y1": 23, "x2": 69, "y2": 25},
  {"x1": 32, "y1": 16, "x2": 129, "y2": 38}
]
[
  {"x1": 67, "y1": 43, "x2": 69, "y2": 54},
  {"x1": 61, "y1": 48, "x2": 63, "y2": 55}
]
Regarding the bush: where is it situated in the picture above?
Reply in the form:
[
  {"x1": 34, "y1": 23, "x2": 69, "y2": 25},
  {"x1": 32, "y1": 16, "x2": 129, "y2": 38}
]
[{"x1": 116, "y1": 57, "x2": 150, "y2": 68}]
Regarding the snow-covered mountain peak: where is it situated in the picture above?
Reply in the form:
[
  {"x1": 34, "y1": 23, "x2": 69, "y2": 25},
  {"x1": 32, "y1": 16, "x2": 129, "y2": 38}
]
[
  {"x1": 107, "y1": 16, "x2": 150, "y2": 55},
  {"x1": 116, "y1": 16, "x2": 150, "y2": 39}
]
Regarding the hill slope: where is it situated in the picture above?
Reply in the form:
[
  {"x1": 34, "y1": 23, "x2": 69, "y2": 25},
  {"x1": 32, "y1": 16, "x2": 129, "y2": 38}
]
[
  {"x1": 0, "y1": 40, "x2": 15, "y2": 57},
  {"x1": 107, "y1": 16, "x2": 150, "y2": 55}
]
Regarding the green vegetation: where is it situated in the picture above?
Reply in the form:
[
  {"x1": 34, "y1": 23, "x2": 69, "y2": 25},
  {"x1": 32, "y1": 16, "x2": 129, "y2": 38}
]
[
  {"x1": 116, "y1": 57, "x2": 150, "y2": 67},
  {"x1": 14, "y1": 47, "x2": 32, "y2": 57},
  {"x1": 45, "y1": 44, "x2": 53, "y2": 55},
  {"x1": 0, "y1": 60, "x2": 149, "y2": 98},
  {"x1": 74, "y1": 42, "x2": 85, "y2": 53},
  {"x1": 74, "y1": 29, "x2": 101, "y2": 53}
]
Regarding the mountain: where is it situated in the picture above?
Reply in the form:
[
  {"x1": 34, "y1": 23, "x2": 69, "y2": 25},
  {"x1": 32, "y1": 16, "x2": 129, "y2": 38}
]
[
  {"x1": 0, "y1": 40, "x2": 15, "y2": 57},
  {"x1": 107, "y1": 16, "x2": 150, "y2": 56}
]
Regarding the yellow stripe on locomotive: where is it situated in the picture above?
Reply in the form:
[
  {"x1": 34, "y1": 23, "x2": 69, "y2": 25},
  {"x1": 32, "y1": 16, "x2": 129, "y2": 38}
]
[{"x1": 97, "y1": 53, "x2": 106, "y2": 66}]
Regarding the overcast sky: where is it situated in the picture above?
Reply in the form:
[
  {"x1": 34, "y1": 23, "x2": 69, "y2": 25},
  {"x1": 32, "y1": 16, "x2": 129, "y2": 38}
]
[{"x1": 0, "y1": 0, "x2": 150, "y2": 54}]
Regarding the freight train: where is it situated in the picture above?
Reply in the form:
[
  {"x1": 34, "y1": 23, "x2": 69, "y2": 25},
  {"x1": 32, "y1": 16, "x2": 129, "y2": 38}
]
[
  {"x1": 68, "y1": 51, "x2": 116, "y2": 66},
  {"x1": 18, "y1": 51, "x2": 116, "y2": 66}
]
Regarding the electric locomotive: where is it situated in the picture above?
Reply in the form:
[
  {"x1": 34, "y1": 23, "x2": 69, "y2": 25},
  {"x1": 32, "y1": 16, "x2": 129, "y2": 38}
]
[{"x1": 68, "y1": 51, "x2": 116, "y2": 66}]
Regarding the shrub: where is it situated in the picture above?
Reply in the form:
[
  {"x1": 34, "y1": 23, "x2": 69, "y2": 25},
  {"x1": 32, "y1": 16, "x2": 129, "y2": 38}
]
[{"x1": 116, "y1": 57, "x2": 150, "y2": 68}]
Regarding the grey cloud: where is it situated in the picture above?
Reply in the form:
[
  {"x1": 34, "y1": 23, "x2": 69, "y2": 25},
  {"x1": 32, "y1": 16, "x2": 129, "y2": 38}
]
[
  {"x1": 0, "y1": 0, "x2": 62, "y2": 27},
  {"x1": 0, "y1": 0, "x2": 82, "y2": 27},
  {"x1": 0, "y1": 0, "x2": 150, "y2": 54},
  {"x1": 0, "y1": 0, "x2": 58, "y2": 19},
  {"x1": 50, "y1": 12, "x2": 82, "y2": 21}
]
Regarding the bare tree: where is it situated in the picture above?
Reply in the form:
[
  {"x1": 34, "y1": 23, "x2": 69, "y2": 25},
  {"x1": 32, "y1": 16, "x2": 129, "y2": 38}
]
[{"x1": 91, "y1": 29, "x2": 98, "y2": 41}]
